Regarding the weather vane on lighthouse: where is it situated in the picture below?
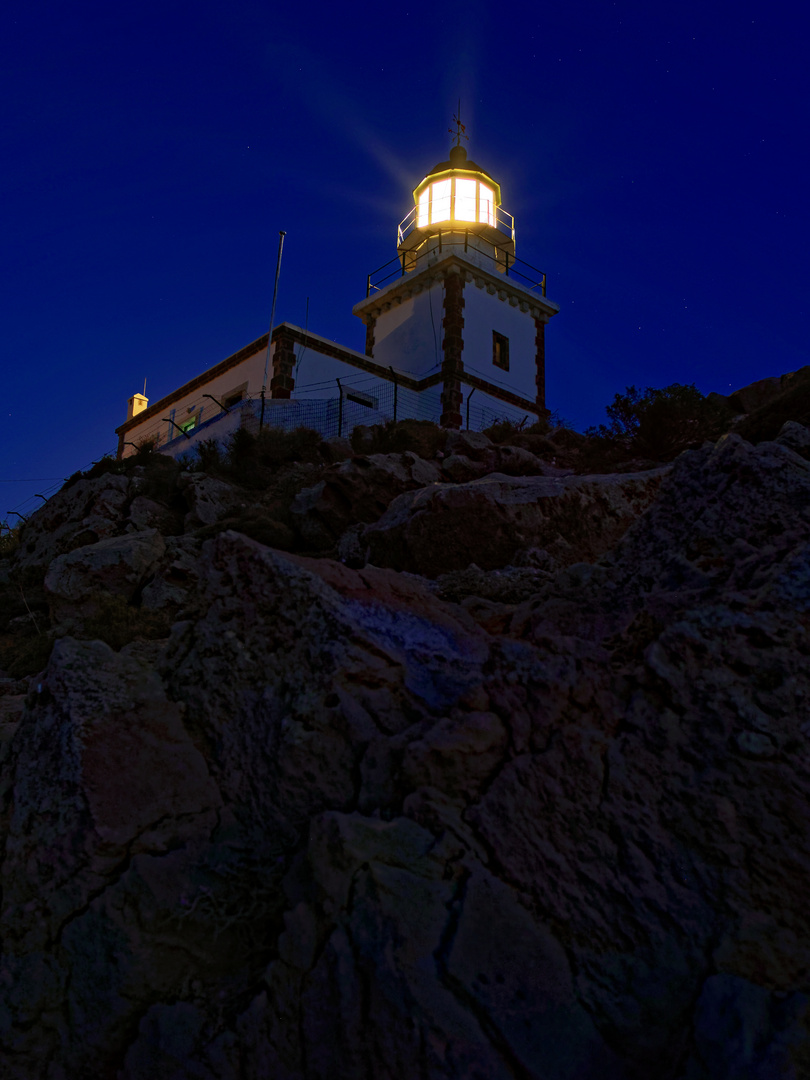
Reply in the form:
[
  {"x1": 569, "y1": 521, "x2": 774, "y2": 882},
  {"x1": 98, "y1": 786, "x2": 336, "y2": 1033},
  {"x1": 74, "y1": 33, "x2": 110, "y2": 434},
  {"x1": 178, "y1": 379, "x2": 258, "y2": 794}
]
[{"x1": 449, "y1": 101, "x2": 469, "y2": 148}]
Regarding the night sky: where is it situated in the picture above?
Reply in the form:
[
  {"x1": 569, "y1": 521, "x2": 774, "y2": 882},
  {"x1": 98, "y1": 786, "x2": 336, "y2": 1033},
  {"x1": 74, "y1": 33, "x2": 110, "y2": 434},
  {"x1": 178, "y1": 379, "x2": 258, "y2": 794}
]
[{"x1": 3, "y1": 0, "x2": 808, "y2": 520}]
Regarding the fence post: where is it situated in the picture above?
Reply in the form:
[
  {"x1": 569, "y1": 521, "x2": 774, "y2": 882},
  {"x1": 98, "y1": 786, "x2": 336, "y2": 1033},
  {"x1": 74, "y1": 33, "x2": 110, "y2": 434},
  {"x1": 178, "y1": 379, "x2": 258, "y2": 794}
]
[
  {"x1": 336, "y1": 378, "x2": 343, "y2": 438},
  {"x1": 466, "y1": 386, "x2": 476, "y2": 430},
  {"x1": 389, "y1": 366, "x2": 398, "y2": 422}
]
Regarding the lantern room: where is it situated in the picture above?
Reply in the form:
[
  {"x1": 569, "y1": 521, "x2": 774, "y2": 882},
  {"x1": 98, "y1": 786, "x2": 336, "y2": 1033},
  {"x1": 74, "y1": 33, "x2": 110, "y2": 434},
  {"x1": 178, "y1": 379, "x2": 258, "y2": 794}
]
[{"x1": 397, "y1": 142, "x2": 516, "y2": 273}]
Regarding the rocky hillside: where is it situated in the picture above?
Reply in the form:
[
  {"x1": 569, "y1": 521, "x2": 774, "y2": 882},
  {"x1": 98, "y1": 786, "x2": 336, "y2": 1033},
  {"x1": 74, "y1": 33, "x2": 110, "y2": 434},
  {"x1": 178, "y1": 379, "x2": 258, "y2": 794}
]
[{"x1": 1, "y1": 414, "x2": 810, "y2": 1079}]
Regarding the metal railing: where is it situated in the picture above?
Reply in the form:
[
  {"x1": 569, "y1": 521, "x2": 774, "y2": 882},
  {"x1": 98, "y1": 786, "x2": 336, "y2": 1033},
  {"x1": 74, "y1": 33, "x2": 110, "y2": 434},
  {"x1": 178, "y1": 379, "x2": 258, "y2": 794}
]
[
  {"x1": 397, "y1": 204, "x2": 515, "y2": 247},
  {"x1": 366, "y1": 233, "x2": 547, "y2": 297}
]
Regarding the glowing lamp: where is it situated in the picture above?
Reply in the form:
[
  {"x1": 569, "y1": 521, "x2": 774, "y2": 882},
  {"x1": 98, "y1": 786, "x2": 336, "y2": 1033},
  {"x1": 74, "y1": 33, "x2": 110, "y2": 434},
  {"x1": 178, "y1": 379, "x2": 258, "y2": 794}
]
[{"x1": 398, "y1": 143, "x2": 515, "y2": 272}]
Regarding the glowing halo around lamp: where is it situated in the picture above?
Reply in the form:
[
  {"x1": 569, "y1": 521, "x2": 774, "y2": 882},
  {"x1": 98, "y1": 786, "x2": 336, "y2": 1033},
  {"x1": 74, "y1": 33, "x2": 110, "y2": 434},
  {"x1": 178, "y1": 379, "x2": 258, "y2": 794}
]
[{"x1": 398, "y1": 141, "x2": 515, "y2": 274}]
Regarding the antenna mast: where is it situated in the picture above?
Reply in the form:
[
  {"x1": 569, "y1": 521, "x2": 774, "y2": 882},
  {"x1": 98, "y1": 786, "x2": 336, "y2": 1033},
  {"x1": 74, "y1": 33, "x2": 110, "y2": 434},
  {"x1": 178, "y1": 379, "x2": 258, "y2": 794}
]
[
  {"x1": 260, "y1": 230, "x2": 287, "y2": 429},
  {"x1": 449, "y1": 100, "x2": 469, "y2": 148}
]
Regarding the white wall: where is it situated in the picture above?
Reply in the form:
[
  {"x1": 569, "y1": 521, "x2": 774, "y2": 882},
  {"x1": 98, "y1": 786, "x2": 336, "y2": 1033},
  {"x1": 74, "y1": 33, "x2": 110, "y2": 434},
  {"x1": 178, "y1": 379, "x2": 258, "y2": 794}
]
[
  {"x1": 461, "y1": 283, "x2": 538, "y2": 403},
  {"x1": 461, "y1": 385, "x2": 539, "y2": 431},
  {"x1": 122, "y1": 345, "x2": 271, "y2": 453},
  {"x1": 293, "y1": 348, "x2": 377, "y2": 396},
  {"x1": 372, "y1": 285, "x2": 444, "y2": 376},
  {"x1": 416, "y1": 383, "x2": 443, "y2": 423}
]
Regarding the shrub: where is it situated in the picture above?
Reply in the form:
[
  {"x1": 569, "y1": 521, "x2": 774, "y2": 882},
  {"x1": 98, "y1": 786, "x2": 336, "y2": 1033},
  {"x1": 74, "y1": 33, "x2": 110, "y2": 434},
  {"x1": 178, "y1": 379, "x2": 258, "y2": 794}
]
[
  {"x1": 351, "y1": 419, "x2": 446, "y2": 459},
  {"x1": 132, "y1": 437, "x2": 159, "y2": 464},
  {"x1": 256, "y1": 426, "x2": 323, "y2": 467},
  {"x1": 195, "y1": 439, "x2": 225, "y2": 474},
  {"x1": 482, "y1": 417, "x2": 532, "y2": 444},
  {"x1": 221, "y1": 426, "x2": 323, "y2": 486},
  {"x1": 0, "y1": 629, "x2": 54, "y2": 679},
  {"x1": 0, "y1": 523, "x2": 20, "y2": 559},
  {"x1": 586, "y1": 383, "x2": 733, "y2": 461}
]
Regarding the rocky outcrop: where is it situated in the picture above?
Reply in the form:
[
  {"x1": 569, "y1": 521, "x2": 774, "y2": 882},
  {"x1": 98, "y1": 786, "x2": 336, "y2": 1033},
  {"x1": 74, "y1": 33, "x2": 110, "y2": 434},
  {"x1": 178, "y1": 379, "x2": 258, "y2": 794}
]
[
  {"x1": 291, "y1": 451, "x2": 443, "y2": 549},
  {"x1": 2, "y1": 424, "x2": 810, "y2": 1078},
  {"x1": 44, "y1": 528, "x2": 166, "y2": 626},
  {"x1": 179, "y1": 472, "x2": 247, "y2": 530},
  {"x1": 13, "y1": 473, "x2": 134, "y2": 571},
  {"x1": 725, "y1": 365, "x2": 810, "y2": 443},
  {"x1": 364, "y1": 466, "x2": 669, "y2": 575}
]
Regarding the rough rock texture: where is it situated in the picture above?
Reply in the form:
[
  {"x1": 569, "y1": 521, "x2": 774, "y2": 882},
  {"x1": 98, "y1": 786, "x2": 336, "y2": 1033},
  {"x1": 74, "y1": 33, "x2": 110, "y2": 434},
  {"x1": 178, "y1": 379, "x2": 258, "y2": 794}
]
[
  {"x1": 2, "y1": 426, "x2": 810, "y2": 1078},
  {"x1": 179, "y1": 473, "x2": 247, "y2": 530},
  {"x1": 44, "y1": 529, "x2": 166, "y2": 626},
  {"x1": 13, "y1": 474, "x2": 134, "y2": 571},
  {"x1": 729, "y1": 366, "x2": 810, "y2": 444},
  {"x1": 364, "y1": 467, "x2": 669, "y2": 575},
  {"x1": 291, "y1": 451, "x2": 443, "y2": 549}
]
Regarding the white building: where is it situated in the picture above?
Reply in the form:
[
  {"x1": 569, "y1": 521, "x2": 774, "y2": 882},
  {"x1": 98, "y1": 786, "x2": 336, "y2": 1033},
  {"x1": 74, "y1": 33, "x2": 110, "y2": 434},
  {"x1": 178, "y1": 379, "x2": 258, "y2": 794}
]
[{"x1": 115, "y1": 136, "x2": 559, "y2": 459}]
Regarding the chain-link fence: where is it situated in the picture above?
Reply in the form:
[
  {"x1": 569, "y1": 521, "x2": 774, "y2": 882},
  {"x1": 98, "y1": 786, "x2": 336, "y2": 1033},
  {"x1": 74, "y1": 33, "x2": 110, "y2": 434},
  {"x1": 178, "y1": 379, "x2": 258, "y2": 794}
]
[{"x1": 3, "y1": 379, "x2": 541, "y2": 529}]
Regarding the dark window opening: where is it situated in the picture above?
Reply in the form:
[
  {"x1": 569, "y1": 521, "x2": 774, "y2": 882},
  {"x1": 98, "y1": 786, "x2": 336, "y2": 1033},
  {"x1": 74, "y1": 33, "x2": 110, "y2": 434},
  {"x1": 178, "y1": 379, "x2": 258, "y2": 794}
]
[
  {"x1": 493, "y1": 331, "x2": 510, "y2": 371},
  {"x1": 223, "y1": 381, "x2": 248, "y2": 409},
  {"x1": 345, "y1": 389, "x2": 378, "y2": 409}
]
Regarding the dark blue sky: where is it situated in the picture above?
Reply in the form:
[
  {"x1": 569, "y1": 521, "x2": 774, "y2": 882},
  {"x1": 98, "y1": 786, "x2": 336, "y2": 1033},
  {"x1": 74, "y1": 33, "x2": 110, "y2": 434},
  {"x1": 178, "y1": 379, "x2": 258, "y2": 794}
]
[{"x1": 3, "y1": 0, "x2": 808, "y2": 519}]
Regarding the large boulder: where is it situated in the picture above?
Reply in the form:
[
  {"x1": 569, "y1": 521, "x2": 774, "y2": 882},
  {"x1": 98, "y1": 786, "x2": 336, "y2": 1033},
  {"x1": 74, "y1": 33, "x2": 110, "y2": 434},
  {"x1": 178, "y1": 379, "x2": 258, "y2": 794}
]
[
  {"x1": 178, "y1": 473, "x2": 245, "y2": 530},
  {"x1": 44, "y1": 528, "x2": 166, "y2": 626},
  {"x1": 13, "y1": 474, "x2": 133, "y2": 571},
  {"x1": 444, "y1": 431, "x2": 549, "y2": 477},
  {"x1": 363, "y1": 467, "x2": 669, "y2": 576},
  {"x1": 3, "y1": 428, "x2": 810, "y2": 1077},
  {"x1": 0, "y1": 637, "x2": 223, "y2": 1075},
  {"x1": 290, "y1": 451, "x2": 442, "y2": 550}
]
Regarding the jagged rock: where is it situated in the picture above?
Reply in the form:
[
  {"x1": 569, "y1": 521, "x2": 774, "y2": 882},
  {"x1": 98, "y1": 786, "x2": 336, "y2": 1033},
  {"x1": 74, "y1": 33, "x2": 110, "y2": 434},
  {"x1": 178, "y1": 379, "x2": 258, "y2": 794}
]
[
  {"x1": 348, "y1": 423, "x2": 383, "y2": 454},
  {"x1": 440, "y1": 452, "x2": 488, "y2": 483},
  {"x1": 775, "y1": 419, "x2": 810, "y2": 459},
  {"x1": 727, "y1": 373, "x2": 786, "y2": 413},
  {"x1": 731, "y1": 366, "x2": 810, "y2": 443},
  {"x1": 363, "y1": 467, "x2": 669, "y2": 576},
  {"x1": 214, "y1": 508, "x2": 297, "y2": 551},
  {"x1": 445, "y1": 428, "x2": 494, "y2": 461},
  {"x1": 125, "y1": 494, "x2": 180, "y2": 534},
  {"x1": 434, "y1": 563, "x2": 553, "y2": 605},
  {"x1": 13, "y1": 473, "x2": 132, "y2": 570},
  {"x1": 445, "y1": 431, "x2": 550, "y2": 477},
  {"x1": 335, "y1": 521, "x2": 368, "y2": 567},
  {"x1": 140, "y1": 535, "x2": 203, "y2": 611},
  {"x1": 492, "y1": 443, "x2": 548, "y2": 475},
  {"x1": 0, "y1": 693, "x2": 24, "y2": 743},
  {"x1": 318, "y1": 435, "x2": 354, "y2": 462},
  {"x1": 510, "y1": 431, "x2": 558, "y2": 455},
  {"x1": 3, "y1": 427, "x2": 810, "y2": 1078},
  {"x1": 291, "y1": 451, "x2": 443, "y2": 550},
  {"x1": 0, "y1": 636, "x2": 223, "y2": 1075},
  {"x1": 548, "y1": 425, "x2": 587, "y2": 447},
  {"x1": 511, "y1": 545, "x2": 560, "y2": 571},
  {"x1": 680, "y1": 973, "x2": 810, "y2": 1079},
  {"x1": 178, "y1": 473, "x2": 245, "y2": 529},
  {"x1": 44, "y1": 528, "x2": 166, "y2": 626}
]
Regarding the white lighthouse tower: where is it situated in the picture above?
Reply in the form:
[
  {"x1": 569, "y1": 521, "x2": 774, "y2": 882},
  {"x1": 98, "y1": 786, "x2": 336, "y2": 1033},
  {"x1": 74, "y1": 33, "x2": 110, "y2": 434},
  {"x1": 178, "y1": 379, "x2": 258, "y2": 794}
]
[
  {"x1": 352, "y1": 116, "x2": 559, "y2": 428},
  {"x1": 116, "y1": 117, "x2": 560, "y2": 459}
]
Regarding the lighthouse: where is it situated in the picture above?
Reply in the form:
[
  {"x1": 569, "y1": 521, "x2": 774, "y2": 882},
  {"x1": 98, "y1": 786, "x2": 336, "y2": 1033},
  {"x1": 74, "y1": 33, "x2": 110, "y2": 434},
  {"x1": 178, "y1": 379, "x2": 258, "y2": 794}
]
[
  {"x1": 117, "y1": 117, "x2": 558, "y2": 458},
  {"x1": 352, "y1": 119, "x2": 559, "y2": 428}
]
